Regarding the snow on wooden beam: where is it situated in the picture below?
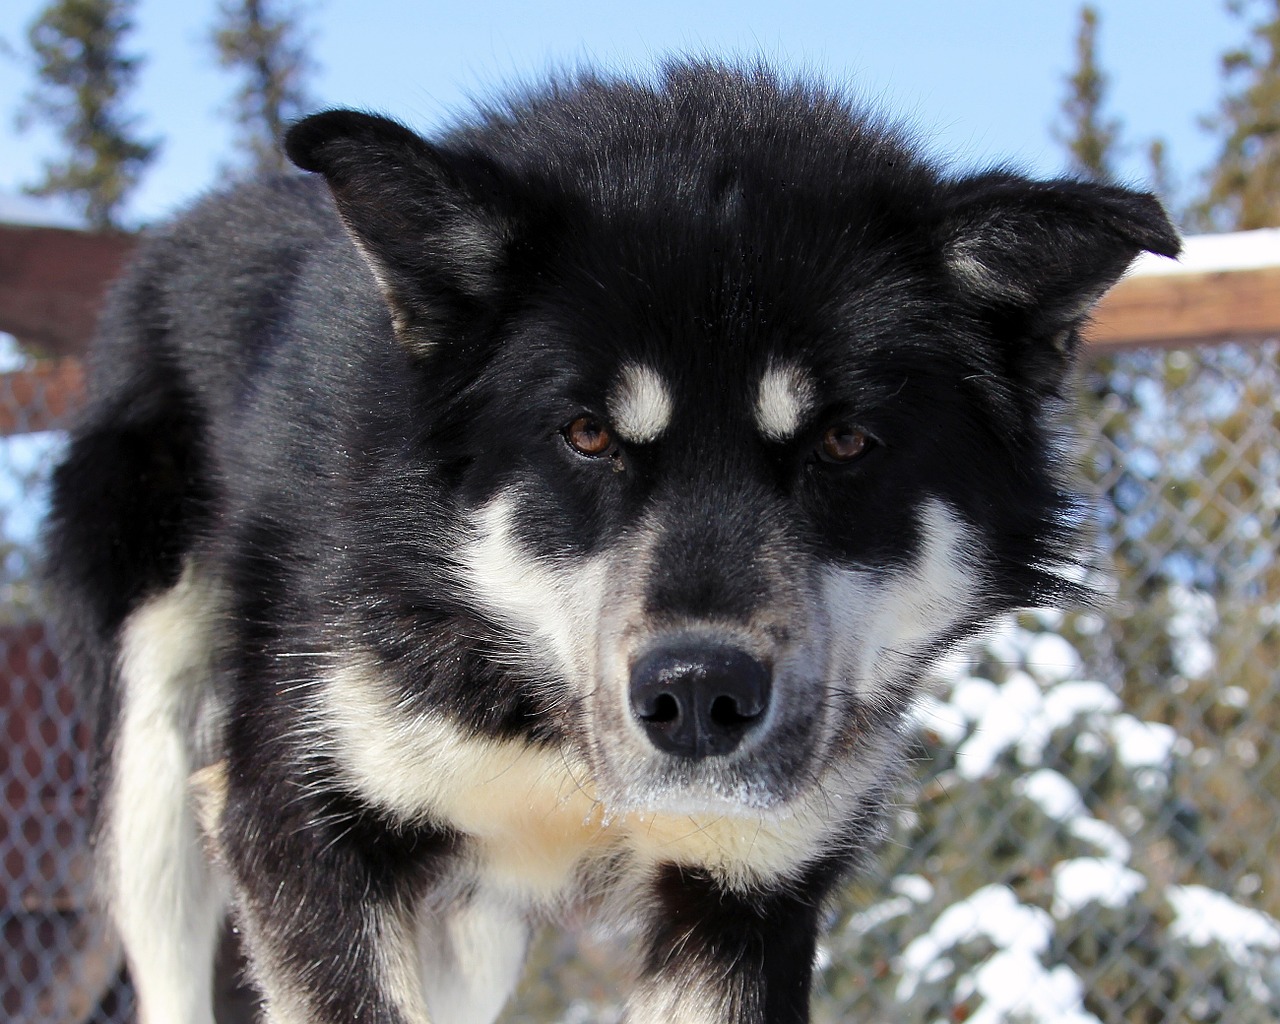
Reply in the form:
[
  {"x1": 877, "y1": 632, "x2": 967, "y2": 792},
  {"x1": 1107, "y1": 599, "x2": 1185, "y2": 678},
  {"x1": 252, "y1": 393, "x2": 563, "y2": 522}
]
[{"x1": 1088, "y1": 230, "x2": 1280, "y2": 350}]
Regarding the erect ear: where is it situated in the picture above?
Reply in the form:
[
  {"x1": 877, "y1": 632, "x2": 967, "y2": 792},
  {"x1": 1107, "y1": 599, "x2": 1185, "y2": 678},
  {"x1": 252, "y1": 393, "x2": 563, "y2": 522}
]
[
  {"x1": 285, "y1": 109, "x2": 518, "y2": 353},
  {"x1": 940, "y1": 172, "x2": 1181, "y2": 390}
]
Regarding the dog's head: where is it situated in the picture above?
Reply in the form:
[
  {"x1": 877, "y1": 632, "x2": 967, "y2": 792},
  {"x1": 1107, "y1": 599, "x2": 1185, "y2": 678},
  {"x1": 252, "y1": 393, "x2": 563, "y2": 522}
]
[{"x1": 287, "y1": 65, "x2": 1178, "y2": 818}]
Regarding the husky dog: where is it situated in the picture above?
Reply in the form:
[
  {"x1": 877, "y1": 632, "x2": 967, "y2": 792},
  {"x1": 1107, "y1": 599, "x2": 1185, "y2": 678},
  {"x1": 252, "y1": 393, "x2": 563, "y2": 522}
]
[{"x1": 44, "y1": 62, "x2": 1178, "y2": 1024}]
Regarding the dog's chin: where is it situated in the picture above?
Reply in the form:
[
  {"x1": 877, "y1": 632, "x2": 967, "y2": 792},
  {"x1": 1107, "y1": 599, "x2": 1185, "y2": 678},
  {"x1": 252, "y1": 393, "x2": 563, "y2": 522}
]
[{"x1": 592, "y1": 744, "x2": 821, "y2": 821}]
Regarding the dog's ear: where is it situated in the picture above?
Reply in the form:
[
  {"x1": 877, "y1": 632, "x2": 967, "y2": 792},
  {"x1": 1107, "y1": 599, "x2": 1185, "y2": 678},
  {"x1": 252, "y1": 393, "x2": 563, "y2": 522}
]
[
  {"x1": 940, "y1": 172, "x2": 1180, "y2": 391},
  {"x1": 285, "y1": 110, "x2": 518, "y2": 353}
]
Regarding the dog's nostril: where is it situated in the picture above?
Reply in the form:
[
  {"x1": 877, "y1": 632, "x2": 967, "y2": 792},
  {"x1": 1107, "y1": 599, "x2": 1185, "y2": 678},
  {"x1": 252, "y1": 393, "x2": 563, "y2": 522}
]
[
  {"x1": 629, "y1": 644, "x2": 772, "y2": 759},
  {"x1": 644, "y1": 692, "x2": 681, "y2": 724},
  {"x1": 709, "y1": 693, "x2": 758, "y2": 727}
]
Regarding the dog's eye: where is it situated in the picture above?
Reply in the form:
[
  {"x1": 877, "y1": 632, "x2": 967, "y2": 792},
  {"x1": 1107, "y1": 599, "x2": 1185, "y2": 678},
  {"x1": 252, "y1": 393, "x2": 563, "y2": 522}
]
[
  {"x1": 563, "y1": 415, "x2": 616, "y2": 457},
  {"x1": 818, "y1": 424, "x2": 873, "y2": 464}
]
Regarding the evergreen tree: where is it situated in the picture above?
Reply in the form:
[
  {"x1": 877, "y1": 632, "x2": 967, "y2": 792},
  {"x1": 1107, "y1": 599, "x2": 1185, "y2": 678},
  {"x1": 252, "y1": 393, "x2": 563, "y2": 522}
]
[
  {"x1": 1194, "y1": 0, "x2": 1280, "y2": 230},
  {"x1": 1145, "y1": 137, "x2": 1179, "y2": 216},
  {"x1": 18, "y1": 0, "x2": 157, "y2": 230},
  {"x1": 212, "y1": 0, "x2": 316, "y2": 175},
  {"x1": 1053, "y1": 4, "x2": 1121, "y2": 181}
]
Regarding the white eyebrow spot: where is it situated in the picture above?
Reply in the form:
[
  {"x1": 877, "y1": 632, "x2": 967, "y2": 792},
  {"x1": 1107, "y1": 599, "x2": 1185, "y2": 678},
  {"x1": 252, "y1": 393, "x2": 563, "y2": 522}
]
[
  {"x1": 607, "y1": 363, "x2": 673, "y2": 443},
  {"x1": 754, "y1": 361, "x2": 817, "y2": 441}
]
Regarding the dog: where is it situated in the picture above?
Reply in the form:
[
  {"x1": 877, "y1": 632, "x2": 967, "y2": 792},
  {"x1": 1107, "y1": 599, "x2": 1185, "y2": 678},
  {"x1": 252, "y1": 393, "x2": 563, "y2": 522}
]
[{"x1": 43, "y1": 60, "x2": 1178, "y2": 1024}]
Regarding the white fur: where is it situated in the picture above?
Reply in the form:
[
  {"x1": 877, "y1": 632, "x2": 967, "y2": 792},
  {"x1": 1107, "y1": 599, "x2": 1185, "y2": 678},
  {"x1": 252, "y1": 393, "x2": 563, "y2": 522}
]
[
  {"x1": 824, "y1": 499, "x2": 982, "y2": 701},
  {"x1": 110, "y1": 565, "x2": 226, "y2": 1024},
  {"x1": 754, "y1": 361, "x2": 816, "y2": 441},
  {"x1": 627, "y1": 982, "x2": 728, "y2": 1024},
  {"x1": 945, "y1": 228, "x2": 1035, "y2": 303},
  {"x1": 454, "y1": 492, "x2": 608, "y2": 690},
  {"x1": 608, "y1": 363, "x2": 674, "y2": 443},
  {"x1": 416, "y1": 895, "x2": 530, "y2": 1024}
]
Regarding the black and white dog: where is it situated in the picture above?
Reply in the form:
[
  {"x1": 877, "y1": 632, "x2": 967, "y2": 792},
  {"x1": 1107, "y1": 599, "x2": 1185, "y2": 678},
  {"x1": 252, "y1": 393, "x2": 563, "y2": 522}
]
[{"x1": 44, "y1": 62, "x2": 1177, "y2": 1024}]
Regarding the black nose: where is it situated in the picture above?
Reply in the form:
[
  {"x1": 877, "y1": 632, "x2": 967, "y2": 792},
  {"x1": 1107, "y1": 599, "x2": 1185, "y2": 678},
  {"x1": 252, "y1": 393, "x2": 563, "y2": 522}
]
[{"x1": 629, "y1": 644, "x2": 772, "y2": 759}]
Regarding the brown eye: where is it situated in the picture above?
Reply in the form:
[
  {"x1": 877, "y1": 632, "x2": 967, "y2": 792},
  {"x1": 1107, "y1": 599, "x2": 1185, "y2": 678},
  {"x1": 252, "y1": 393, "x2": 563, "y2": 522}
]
[
  {"x1": 818, "y1": 424, "x2": 872, "y2": 464},
  {"x1": 564, "y1": 415, "x2": 615, "y2": 457}
]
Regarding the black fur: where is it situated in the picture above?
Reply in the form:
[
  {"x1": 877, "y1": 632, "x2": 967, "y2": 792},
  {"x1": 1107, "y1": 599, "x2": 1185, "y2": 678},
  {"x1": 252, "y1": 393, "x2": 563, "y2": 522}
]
[{"x1": 44, "y1": 61, "x2": 1178, "y2": 1024}]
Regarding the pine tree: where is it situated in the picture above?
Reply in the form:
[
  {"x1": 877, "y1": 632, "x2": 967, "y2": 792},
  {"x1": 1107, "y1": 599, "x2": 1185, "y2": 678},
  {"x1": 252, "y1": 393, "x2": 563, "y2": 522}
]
[
  {"x1": 1146, "y1": 138, "x2": 1178, "y2": 213},
  {"x1": 1194, "y1": 0, "x2": 1280, "y2": 230},
  {"x1": 1053, "y1": 4, "x2": 1121, "y2": 181},
  {"x1": 18, "y1": 0, "x2": 157, "y2": 230},
  {"x1": 212, "y1": 0, "x2": 315, "y2": 175}
]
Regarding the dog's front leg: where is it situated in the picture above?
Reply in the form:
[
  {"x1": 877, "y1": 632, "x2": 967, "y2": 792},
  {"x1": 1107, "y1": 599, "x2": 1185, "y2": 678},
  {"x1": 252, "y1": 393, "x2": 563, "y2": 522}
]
[
  {"x1": 625, "y1": 863, "x2": 828, "y2": 1024},
  {"x1": 216, "y1": 781, "x2": 459, "y2": 1024}
]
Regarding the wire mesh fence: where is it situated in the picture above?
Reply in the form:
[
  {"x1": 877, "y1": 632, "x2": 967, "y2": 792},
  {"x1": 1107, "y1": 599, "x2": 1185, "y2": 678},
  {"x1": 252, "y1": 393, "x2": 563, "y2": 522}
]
[{"x1": 1, "y1": 333, "x2": 1277, "y2": 1022}]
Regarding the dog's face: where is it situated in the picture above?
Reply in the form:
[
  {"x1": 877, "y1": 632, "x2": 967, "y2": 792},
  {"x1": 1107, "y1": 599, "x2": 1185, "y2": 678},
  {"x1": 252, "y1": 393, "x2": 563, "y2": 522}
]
[
  {"x1": 440, "y1": 222, "x2": 998, "y2": 815},
  {"x1": 286, "y1": 67, "x2": 1178, "y2": 819}
]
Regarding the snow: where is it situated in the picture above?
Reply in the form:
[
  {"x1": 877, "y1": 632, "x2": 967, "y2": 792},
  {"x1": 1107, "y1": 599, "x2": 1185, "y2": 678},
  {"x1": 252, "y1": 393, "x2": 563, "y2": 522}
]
[
  {"x1": 1052, "y1": 858, "x2": 1146, "y2": 919},
  {"x1": 890, "y1": 615, "x2": 1280, "y2": 1019},
  {"x1": 910, "y1": 694, "x2": 968, "y2": 745},
  {"x1": 1016, "y1": 768, "x2": 1084, "y2": 821},
  {"x1": 1041, "y1": 681, "x2": 1122, "y2": 726},
  {"x1": 0, "y1": 191, "x2": 81, "y2": 228},
  {"x1": 870, "y1": 609, "x2": 1280, "y2": 1013},
  {"x1": 1220, "y1": 686, "x2": 1250, "y2": 709},
  {"x1": 1068, "y1": 817, "x2": 1132, "y2": 863},
  {"x1": 1023, "y1": 632, "x2": 1084, "y2": 683},
  {"x1": 944, "y1": 657, "x2": 1173, "y2": 780},
  {"x1": 953, "y1": 671, "x2": 1042, "y2": 778},
  {"x1": 1108, "y1": 714, "x2": 1177, "y2": 770},
  {"x1": 891, "y1": 874, "x2": 935, "y2": 905},
  {"x1": 0, "y1": 333, "x2": 27, "y2": 372},
  {"x1": 1167, "y1": 885, "x2": 1280, "y2": 1005},
  {"x1": 947, "y1": 673, "x2": 1122, "y2": 780},
  {"x1": 844, "y1": 895, "x2": 916, "y2": 935},
  {"x1": 1014, "y1": 769, "x2": 1132, "y2": 862},
  {"x1": 957, "y1": 949, "x2": 1100, "y2": 1024},
  {"x1": 844, "y1": 875, "x2": 936, "y2": 936},
  {"x1": 1167, "y1": 885, "x2": 1280, "y2": 959},
  {"x1": 899, "y1": 885, "x2": 1100, "y2": 1024},
  {"x1": 945, "y1": 676, "x2": 1001, "y2": 724},
  {"x1": 898, "y1": 885, "x2": 1052, "y2": 999},
  {"x1": 1166, "y1": 584, "x2": 1218, "y2": 679},
  {"x1": 1128, "y1": 228, "x2": 1280, "y2": 278}
]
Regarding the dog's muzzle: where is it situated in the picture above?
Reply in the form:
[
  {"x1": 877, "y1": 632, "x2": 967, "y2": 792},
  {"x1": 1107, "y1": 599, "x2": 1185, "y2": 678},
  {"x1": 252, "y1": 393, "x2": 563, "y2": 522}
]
[{"x1": 628, "y1": 642, "x2": 772, "y2": 759}]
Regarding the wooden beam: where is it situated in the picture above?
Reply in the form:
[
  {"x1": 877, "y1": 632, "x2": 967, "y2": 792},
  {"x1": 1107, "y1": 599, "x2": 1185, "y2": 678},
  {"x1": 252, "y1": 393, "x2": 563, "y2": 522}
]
[
  {"x1": 3, "y1": 220, "x2": 1278, "y2": 363},
  {"x1": 0, "y1": 223, "x2": 136, "y2": 358},
  {"x1": 1087, "y1": 265, "x2": 1280, "y2": 351}
]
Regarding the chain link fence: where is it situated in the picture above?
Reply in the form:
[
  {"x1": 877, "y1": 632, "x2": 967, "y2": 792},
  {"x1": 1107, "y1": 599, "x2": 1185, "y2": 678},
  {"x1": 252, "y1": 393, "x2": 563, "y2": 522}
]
[
  {"x1": 1, "y1": 332, "x2": 1277, "y2": 1022},
  {"x1": 0, "y1": 343, "x2": 130, "y2": 1023}
]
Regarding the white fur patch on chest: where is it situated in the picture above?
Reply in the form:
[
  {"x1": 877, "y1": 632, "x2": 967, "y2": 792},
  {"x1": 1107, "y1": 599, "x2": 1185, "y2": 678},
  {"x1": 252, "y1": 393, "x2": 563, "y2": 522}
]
[
  {"x1": 607, "y1": 362, "x2": 674, "y2": 443},
  {"x1": 754, "y1": 360, "x2": 817, "y2": 441}
]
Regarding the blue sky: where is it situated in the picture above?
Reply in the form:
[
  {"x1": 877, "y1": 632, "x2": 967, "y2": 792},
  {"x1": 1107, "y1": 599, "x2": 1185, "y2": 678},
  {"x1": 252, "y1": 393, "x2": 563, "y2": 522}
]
[{"x1": 0, "y1": 1, "x2": 1245, "y2": 227}]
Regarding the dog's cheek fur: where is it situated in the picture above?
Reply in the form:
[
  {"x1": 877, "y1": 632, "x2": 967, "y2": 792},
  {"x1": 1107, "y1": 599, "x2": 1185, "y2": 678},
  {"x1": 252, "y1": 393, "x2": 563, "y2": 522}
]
[
  {"x1": 822, "y1": 499, "x2": 990, "y2": 712},
  {"x1": 450, "y1": 489, "x2": 610, "y2": 694}
]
